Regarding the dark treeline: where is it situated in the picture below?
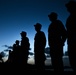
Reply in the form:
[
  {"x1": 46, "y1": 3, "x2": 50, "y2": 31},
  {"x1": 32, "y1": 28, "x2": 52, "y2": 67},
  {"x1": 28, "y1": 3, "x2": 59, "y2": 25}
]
[{"x1": 0, "y1": 0, "x2": 76, "y2": 73}]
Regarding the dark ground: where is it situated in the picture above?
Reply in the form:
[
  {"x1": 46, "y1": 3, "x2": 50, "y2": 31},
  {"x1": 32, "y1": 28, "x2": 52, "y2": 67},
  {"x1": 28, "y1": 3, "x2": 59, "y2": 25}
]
[{"x1": 0, "y1": 63, "x2": 74, "y2": 75}]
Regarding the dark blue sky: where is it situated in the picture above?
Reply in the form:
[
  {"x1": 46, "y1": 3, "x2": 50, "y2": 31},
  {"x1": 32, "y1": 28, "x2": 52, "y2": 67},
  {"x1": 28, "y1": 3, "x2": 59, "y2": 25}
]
[{"x1": 0, "y1": 0, "x2": 72, "y2": 52}]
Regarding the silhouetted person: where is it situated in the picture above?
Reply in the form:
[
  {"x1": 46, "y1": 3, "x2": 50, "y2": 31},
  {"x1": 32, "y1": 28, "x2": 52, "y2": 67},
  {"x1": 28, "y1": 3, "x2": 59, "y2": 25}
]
[
  {"x1": 12, "y1": 40, "x2": 20, "y2": 64},
  {"x1": 20, "y1": 31, "x2": 30, "y2": 69},
  {"x1": 34, "y1": 23, "x2": 46, "y2": 71},
  {"x1": 7, "y1": 50, "x2": 13, "y2": 63},
  {"x1": 48, "y1": 12, "x2": 67, "y2": 72},
  {"x1": 7, "y1": 40, "x2": 20, "y2": 68},
  {"x1": 65, "y1": 1, "x2": 76, "y2": 72}
]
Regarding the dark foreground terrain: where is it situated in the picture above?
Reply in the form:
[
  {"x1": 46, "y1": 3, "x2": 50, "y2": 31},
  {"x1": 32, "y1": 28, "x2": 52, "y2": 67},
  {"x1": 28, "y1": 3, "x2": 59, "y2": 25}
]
[{"x1": 0, "y1": 63, "x2": 74, "y2": 75}]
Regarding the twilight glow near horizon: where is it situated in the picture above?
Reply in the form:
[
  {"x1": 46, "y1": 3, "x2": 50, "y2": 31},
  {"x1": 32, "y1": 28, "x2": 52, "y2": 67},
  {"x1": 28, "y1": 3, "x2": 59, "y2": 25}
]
[{"x1": 0, "y1": 0, "x2": 72, "y2": 53}]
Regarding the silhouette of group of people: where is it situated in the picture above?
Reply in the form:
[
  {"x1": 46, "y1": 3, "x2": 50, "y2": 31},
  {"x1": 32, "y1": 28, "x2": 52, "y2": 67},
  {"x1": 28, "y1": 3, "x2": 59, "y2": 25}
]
[
  {"x1": 0, "y1": 0, "x2": 76, "y2": 72},
  {"x1": 6, "y1": 31, "x2": 30, "y2": 69}
]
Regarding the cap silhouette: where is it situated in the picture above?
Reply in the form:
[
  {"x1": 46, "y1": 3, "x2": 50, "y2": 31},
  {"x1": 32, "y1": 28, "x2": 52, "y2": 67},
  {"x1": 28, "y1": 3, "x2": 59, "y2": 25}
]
[
  {"x1": 34, "y1": 23, "x2": 42, "y2": 28},
  {"x1": 15, "y1": 40, "x2": 19, "y2": 43},
  {"x1": 20, "y1": 31, "x2": 26, "y2": 35},
  {"x1": 48, "y1": 12, "x2": 58, "y2": 18}
]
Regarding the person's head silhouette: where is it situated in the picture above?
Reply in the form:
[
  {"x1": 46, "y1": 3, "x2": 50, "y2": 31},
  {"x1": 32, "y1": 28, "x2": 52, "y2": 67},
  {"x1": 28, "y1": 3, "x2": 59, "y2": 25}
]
[
  {"x1": 15, "y1": 40, "x2": 19, "y2": 45},
  {"x1": 65, "y1": 1, "x2": 76, "y2": 13},
  {"x1": 34, "y1": 23, "x2": 42, "y2": 32},
  {"x1": 20, "y1": 31, "x2": 27, "y2": 37},
  {"x1": 48, "y1": 12, "x2": 58, "y2": 22}
]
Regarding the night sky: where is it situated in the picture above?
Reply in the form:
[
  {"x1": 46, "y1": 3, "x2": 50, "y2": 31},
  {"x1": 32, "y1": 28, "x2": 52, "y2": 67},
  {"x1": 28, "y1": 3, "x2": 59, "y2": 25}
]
[{"x1": 0, "y1": 0, "x2": 72, "y2": 52}]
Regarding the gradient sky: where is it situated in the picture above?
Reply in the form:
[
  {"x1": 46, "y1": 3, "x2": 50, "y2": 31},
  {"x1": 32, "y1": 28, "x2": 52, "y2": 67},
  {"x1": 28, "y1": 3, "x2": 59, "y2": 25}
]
[{"x1": 0, "y1": 0, "x2": 73, "y2": 53}]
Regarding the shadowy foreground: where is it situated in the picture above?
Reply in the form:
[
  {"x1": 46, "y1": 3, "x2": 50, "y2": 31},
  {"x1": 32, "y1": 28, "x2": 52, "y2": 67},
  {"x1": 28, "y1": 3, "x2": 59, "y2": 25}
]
[{"x1": 0, "y1": 63, "x2": 74, "y2": 75}]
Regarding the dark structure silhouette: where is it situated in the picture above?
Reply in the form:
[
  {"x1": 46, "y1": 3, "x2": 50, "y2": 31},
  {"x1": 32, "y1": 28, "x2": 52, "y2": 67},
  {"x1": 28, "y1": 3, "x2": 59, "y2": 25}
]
[
  {"x1": 48, "y1": 12, "x2": 67, "y2": 72},
  {"x1": 34, "y1": 23, "x2": 46, "y2": 71},
  {"x1": 20, "y1": 31, "x2": 30, "y2": 69},
  {"x1": 65, "y1": 1, "x2": 76, "y2": 72}
]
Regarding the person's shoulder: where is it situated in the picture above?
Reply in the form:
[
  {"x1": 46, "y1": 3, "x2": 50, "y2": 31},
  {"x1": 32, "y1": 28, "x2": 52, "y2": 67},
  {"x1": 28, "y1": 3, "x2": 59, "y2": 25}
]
[
  {"x1": 26, "y1": 37, "x2": 29, "y2": 40},
  {"x1": 13, "y1": 44, "x2": 16, "y2": 46},
  {"x1": 56, "y1": 20, "x2": 62, "y2": 23},
  {"x1": 56, "y1": 20, "x2": 64, "y2": 26},
  {"x1": 40, "y1": 31, "x2": 44, "y2": 33},
  {"x1": 40, "y1": 31, "x2": 46, "y2": 36}
]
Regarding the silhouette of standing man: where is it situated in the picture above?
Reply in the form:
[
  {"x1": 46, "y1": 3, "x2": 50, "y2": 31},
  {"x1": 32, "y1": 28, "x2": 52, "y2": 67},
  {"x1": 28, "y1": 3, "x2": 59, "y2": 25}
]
[
  {"x1": 48, "y1": 12, "x2": 67, "y2": 72},
  {"x1": 65, "y1": 1, "x2": 76, "y2": 72},
  {"x1": 20, "y1": 31, "x2": 30, "y2": 69},
  {"x1": 34, "y1": 23, "x2": 46, "y2": 71}
]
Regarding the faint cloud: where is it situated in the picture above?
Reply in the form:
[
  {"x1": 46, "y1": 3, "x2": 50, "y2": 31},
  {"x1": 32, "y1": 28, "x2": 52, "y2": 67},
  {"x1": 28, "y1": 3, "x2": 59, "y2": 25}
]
[{"x1": 2, "y1": 45, "x2": 13, "y2": 49}]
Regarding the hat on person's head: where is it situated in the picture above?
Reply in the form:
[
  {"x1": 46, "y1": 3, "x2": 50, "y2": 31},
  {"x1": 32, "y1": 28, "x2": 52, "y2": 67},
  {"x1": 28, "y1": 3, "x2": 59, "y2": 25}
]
[
  {"x1": 20, "y1": 31, "x2": 26, "y2": 35},
  {"x1": 48, "y1": 12, "x2": 58, "y2": 18},
  {"x1": 65, "y1": 1, "x2": 76, "y2": 8},
  {"x1": 34, "y1": 23, "x2": 42, "y2": 28},
  {"x1": 15, "y1": 40, "x2": 19, "y2": 43}
]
